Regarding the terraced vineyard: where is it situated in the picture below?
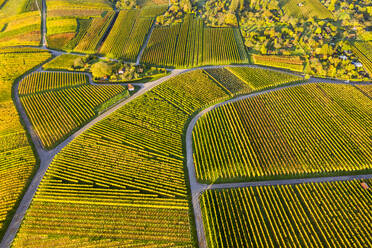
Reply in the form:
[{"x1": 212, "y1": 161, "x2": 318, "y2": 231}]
[
  {"x1": 193, "y1": 83, "x2": 372, "y2": 183},
  {"x1": 19, "y1": 72, "x2": 129, "y2": 149},
  {"x1": 201, "y1": 179, "x2": 372, "y2": 248},
  {"x1": 141, "y1": 15, "x2": 244, "y2": 67},
  {"x1": 13, "y1": 70, "x2": 231, "y2": 246},
  {"x1": 0, "y1": 48, "x2": 51, "y2": 237},
  {"x1": 100, "y1": 9, "x2": 156, "y2": 60}
]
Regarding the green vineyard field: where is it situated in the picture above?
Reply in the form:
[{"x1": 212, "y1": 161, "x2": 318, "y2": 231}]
[
  {"x1": 0, "y1": 11, "x2": 41, "y2": 48},
  {"x1": 19, "y1": 72, "x2": 129, "y2": 149},
  {"x1": 352, "y1": 41, "x2": 372, "y2": 76},
  {"x1": 201, "y1": 179, "x2": 372, "y2": 248},
  {"x1": 73, "y1": 11, "x2": 115, "y2": 54},
  {"x1": 227, "y1": 66, "x2": 303, "y2": 90},
  {"x1": 0, "y1": 48, "x2": 51, "y2": 238},
  {"x1": 203, "y1": 68, "x2": 252, "y2": 95},
  {"x1": 141, "y1": 15, "x2": 245, "y2": 67},
  {"x1": 193, "y1": 83, "x2": 372, "y2": 183},
  {"x1": 100, "y1": 9, "x2": 155, "y2": 61},
  {"x1": 281, "y1": 0, "x2": 332, "y2": 19},
  {"x1": 13, "y1": 70, "x2": 231, "y2": 246},
  {"x1": 252, "y1": 55, "x2": 304, "y2": 72}
]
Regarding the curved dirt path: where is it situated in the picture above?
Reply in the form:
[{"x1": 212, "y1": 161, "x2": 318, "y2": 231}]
[{"x1": 41, "y1": 0, "x2": 47, "y2": 48}]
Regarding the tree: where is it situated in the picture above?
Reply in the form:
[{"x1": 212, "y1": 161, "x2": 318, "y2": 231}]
[
  {"x1": 116, "y1": 0, "x2": 136, "y2": 10},
  {"x1": 180, "y1": 0, "x2": 192, "y2": 12},
  {"x1": 73, "y1": 57, "x2": 85, "y2": 69},
  {"x1": 91, "y1": 62, "x2": 113, "y2": 78}
]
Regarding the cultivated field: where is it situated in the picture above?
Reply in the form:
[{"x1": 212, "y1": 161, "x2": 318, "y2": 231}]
[
  {"x1": 193, "y1": 83, "x2": 372, "y2": 183},
  {"x1": 19, "y1": 71, "x2": 129, "y2": 148},
  {"x1": 42, "y1": 54, "x2": 83, "y2": 71},
  {"x1": 281, "y1": 0, "x2": 332, "y2": 19},
  {"x1": 352, "y1": 41, "x2": 372, "y2": 76},
  {"x1": 0, "y1": 48, "x2": 51, "y2": 237},
  {"x1": 252, "y1": 55, "x2": 304, "y2": 72},
  {"x1": 203, "y1": 68, "x2": 252, "y2": 95},
  {"x1": 0, "y1": 11, "x2": 42, "y2": 47},
  {"x1": 73, "y1": 11, "x2": 115, "y2": 53},
  {"x1": 13, "y1": 70, "x2": 231, "y2": 246},
  {"x1": 201, "y1": 179, "x2": 372, "y2": 248},
  {"x1": 100, "y1": 8, "x2": 159, "y2": 60},
  {"x1": 227, "y1": 67, "x2": 303, "y2": 90},
  {"x1": 141, "y1": 14, "x2": 245, "y2": 67},
  {"x1": 45, "y1": 0, "x2": 113, "y2": 50}
]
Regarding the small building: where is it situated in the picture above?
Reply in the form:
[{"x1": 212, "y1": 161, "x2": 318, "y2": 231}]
[
  {"x1": 353, "y1": 62, "x2": 363, "y2": 68},
  {"x1": 339, "y1": 55, "x2": 347, "y2": 60},
  {"x1": 127, "y1": 83, "x2": 135, "y2": 91},
  {"x1": 297, "y1": 2, "x2": 304, "y2": 7},
  {"x1": 361, "y1": 182, "x2": 369, "y2": 190}
]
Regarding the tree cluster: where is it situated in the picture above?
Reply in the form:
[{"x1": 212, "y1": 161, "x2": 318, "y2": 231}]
[
  {"x1": 115, "y1": 0, "x2": 137, "y2": 10},
  {"x1": 156, "y1": 0, "x2": 193, "y2": 25},
  {"x1": 90, "y1": 60, "x2": 166, "y2": 81},
  {"x1": 201, "y1": 0, "x2": 243, "y2": 27},
  {"x1": 237, "y1": 0, "x2": 369, "y2": 79}
]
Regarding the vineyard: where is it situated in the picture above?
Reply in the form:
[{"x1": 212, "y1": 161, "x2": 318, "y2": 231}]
[
  {"x1": 281, "y1": 0, "x2": 333, "y2": 19},
  {"x1": 43, "y1": 0, "x2": 113, "y2": 50},
  {"x1": 100, "y1": 9, "x2": 155, "y2": 60},
  {"x1": 201, "y1": 179, "x2": 372, "y2": 248},
  {"x1": 193, "y1": 83, "x2": 372, "y2": 183},
  {"x1": 0, "y1": 48, "x2": 51, "y2": 238},
  {"x1": 352, "y1": 41, "x2": 372, "y2": 76},
  {"x1": 13, "y1": 70, "x2": 230, "y2": 246},
  {"x1": 356, "y1": 84, "x2": 372, "y2": 98},
  {"x1": 203, "y1": 68, "x2": 252, "y2": 95},
  {"x1": 73, "y1": 11, "x2": 115, "y2": 53},
  {"x1": 46, "y1": 18, "x2": 78, "y2": 49},
  {"x1": 252, "y1": 55, "x2": 304, "y2": 72},
  {"x1": 46, "y1": 0, "x2": 112, "y2": 18},
  {"x1": 0, "y1": 11, "x2": 41, "y2": 48},
  {"x1": 42, "y1": 54, "x2": 83, "y2": 71},
  {"x1": 141, "y1": 15, "x2": 245, "y2": 67},
  {"x1": 19, "y1": 72, "x2": 129, "y2": 149},
  {"x1": 227, "y1": 66, "x2": 303, "y2": 90}
]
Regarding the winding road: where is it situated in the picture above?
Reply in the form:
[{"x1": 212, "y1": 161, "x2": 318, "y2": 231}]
[{"x1": 1, "y1": 1, "x2": 372, "y2": 246}]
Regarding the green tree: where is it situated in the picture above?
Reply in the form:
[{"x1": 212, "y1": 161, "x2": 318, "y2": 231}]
[
  {"x1": 91, "y1": 62, "x2": 113, "y2": 78},
  {"x1": 73, "y1": 57, "x2": 85, "y2": 69}
]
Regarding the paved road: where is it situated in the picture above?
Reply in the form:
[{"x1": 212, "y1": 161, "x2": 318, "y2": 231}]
[{"x1": 41, "y1": 0, "x2": 47, "y2": 48}]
